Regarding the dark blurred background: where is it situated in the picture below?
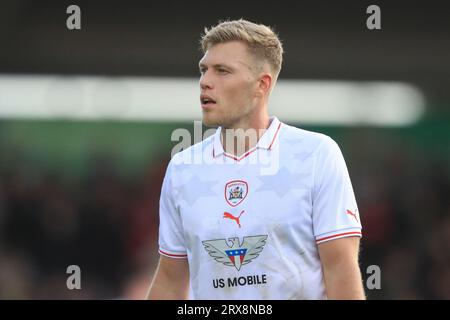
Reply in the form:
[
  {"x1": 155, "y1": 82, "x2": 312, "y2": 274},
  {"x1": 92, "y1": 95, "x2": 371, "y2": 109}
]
[{"x1": 0, "y1": 0, "x2": 449, "y2": 299}]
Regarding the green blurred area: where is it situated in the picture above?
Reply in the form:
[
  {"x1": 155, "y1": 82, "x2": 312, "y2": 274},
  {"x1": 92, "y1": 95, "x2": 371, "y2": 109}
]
[
  {"x1": 0, "y1": 113, "x2": 449, "y2": 179},
  {"x1": 0, "y1": 121, "x2": 179, "y2": 179}
]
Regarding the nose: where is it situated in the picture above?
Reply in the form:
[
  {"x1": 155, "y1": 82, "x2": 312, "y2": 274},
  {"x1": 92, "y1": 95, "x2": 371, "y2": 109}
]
[{"x1": 199, "y1": 71, "x2": 213, "y2": 91}]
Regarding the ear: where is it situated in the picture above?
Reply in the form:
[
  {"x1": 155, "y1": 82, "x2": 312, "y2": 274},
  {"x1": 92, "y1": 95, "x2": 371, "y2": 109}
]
[{"x1": 258, "y1": 73, "x2": 273, "y2": 96}]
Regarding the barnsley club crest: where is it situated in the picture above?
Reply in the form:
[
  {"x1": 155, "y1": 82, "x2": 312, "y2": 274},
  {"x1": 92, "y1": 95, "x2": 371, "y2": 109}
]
[
  {"x1": 225, "y1": 180, "x2": 248, "y2": 207},
  {"x1": 202, "y1": 235, "x2": 267, "y2": 271}
]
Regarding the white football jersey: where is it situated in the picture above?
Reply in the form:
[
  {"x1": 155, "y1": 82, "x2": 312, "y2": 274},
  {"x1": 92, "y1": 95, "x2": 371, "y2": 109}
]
[{"x1": 158, "y1": 116, "x2": 362, "y2": 299}]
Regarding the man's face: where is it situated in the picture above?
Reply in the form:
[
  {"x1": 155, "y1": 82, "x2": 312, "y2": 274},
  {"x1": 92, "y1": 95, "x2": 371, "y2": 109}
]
[{"x1": 199, "y1": 41, "x2": 260, "y2": 128}]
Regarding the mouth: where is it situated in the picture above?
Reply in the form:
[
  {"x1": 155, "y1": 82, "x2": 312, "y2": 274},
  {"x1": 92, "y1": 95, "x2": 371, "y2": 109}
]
[{"x1": 200, "y1": 95, "x2": 217, "y2": 109}]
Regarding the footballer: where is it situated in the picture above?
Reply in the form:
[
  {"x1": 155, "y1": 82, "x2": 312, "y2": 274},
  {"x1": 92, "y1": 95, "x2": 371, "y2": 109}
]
[{"x1": 147, "y1": 19, "x2": 365, "y2": 300}]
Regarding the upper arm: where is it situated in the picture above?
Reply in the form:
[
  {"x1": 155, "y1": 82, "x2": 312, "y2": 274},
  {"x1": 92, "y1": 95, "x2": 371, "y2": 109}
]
[
  {"x1": 318, "y1": 236, "x2": 361, "y2": 268},
  {"x1": 159, "y1": 160, "x2": 188, "y2": 256},
  {"x1": 312, "y1": 137, "x2": 362, "y2": 244},
  {"x1": 317, "y1": 237, "x2": 365, "y2": 299},
  {"x1": 156, "y1": 255, "x2": 190, "y2": 281},
  {"x1": 147, "y1": 255, "x2": 190, "y2": 300},
  {"x1": 150, "y1": 159, "x2": 190, "y2": 299}
]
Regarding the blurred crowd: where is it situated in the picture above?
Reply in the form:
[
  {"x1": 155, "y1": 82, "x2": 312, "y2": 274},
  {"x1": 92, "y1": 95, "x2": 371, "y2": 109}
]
[
  {"x1": 0, "y1": 128, "x2": 449, "y2": 299},
  {"x1": 346, "y1": 130, "x2": 450, "y2": 299},
  {"x1": 0, "y1": 151, "x2": 167, "y2": 299}
]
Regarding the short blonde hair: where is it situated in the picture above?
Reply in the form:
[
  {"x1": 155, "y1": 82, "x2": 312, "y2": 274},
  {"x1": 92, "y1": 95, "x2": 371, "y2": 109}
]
[{"x1": 200, "y1": 19, "x2": 284, "y2": 78}]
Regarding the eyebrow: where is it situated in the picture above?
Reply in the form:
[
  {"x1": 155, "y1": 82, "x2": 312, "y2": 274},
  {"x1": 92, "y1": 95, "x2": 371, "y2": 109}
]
[{"x1": 198, "y1": 63, "x2": 233, "y2": 70}]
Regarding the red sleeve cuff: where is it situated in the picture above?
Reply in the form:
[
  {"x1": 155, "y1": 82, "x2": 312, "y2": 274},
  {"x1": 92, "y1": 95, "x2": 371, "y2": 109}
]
[
  {"x1": 315, "y1": 230, "x2": 362, "y2": 244},
  {"x1": 158, "y1": 248, "x2": 188, "y2": 259}
]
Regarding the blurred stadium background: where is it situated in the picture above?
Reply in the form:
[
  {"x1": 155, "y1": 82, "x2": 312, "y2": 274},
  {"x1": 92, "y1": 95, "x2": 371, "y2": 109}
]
[{"x1": 0, "y1": 0, "x2": 449, "y2": 299}]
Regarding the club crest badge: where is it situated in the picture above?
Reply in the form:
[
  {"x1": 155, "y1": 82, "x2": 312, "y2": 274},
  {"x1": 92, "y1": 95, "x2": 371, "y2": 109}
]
[
  {"x1": 202, "y1": 235, "x2": 268, "y2": 271},
  {"x1": 225, "y1": 180, "x2": 248, "y2": 207}
]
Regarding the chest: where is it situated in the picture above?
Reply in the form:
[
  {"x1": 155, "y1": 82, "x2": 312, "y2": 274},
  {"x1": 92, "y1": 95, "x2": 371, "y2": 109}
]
[{"x1": 177, "y1": 164, "x2": 314, "y2": 243}]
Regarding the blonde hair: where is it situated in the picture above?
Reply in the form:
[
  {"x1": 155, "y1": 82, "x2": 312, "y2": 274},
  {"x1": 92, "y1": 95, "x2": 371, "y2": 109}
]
[{"x1": 200, "y1": 19, "x2": 284, "y2": 78}]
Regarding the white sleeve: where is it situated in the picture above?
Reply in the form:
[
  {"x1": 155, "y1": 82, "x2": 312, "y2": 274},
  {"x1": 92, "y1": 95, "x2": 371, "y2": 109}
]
[
  {"x1": 312, "y1": 136, "x2": 362, "y2": 244},
  {"x1": 158, "y1": 159, "x2": 188, "y2": 258}
]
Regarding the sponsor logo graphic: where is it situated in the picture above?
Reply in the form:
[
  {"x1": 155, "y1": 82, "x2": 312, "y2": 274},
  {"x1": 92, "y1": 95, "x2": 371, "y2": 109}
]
[
  {"x1": 223, "y1": 210, "x2": 245, "y2": 228},
  {"x1": 202, "y1": 235, "x2": 267, "y2": 271},
  {"x1": 212, "y1": 274, "x2": 268, "y2": 289},
  {"x1": 225, "y1": 180, "x2": 248, "y2": 207}
]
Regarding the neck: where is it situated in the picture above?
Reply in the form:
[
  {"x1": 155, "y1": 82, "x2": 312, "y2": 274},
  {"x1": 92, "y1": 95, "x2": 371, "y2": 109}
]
[{"x1": 220, "y1": 109, "x2": 270, "y2": 157}]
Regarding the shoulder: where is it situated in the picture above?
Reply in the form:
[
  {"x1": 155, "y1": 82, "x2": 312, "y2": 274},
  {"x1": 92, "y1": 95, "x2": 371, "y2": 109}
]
[{"x1": 280, "y1": 123, "x2": 340, "y2": 157}]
